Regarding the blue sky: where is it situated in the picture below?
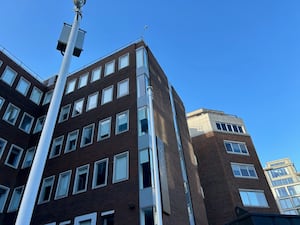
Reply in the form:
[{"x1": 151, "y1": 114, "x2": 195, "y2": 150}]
[{"x1": 1, "y1": 0, "x2": 299, "y2": 170}]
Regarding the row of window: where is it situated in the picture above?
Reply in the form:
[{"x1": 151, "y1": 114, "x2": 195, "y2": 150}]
[
  {"x1": 58, "y1": 78, "x2": 129, "y2": 123},
  {"x1": 231, "y1": 163, "x2": 258, "y2": 179},
  {"x1": 275, "y1": 184, "x2": 300, "y2": 198},
  {"x1": 0, "y1": 66, "x2": 43, "y2": 104},
  {"x1": 224, "y1": 140, "x2": 249, "y2": 155},
  {"x1": 279, "y1": 196, "x2": 300, "y2": 210},
  {"x1": 239, "y1": 189, "x2": 269, "y2": 208},
  {"x1": 50, "y1": 110, "x2": 129, "y2": 158},
  {"x1": 216, "y1": 122, "x2": 245, "y2": 134},
  {"x1": 271, "y1": 178, "x2": 294, "y2": 187},
  {"x1": 65, "y1": 53, "x2": 129, "y2": 95},
  {"x1": 268, "y1": 167, "x2": 289, "y2": 179}
]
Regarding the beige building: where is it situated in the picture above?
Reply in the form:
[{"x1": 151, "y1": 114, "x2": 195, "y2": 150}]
[{"x1": 264, "y1": 158, "x2": 300, "y2": 215}]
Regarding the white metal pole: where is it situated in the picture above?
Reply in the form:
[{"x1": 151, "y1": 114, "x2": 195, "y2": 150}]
[
  {"x1": 16, "y1": 6, "x2": 83, "y2": 225},
  {"x1": 147, "y1": 86, "x2": 163, "y2": 225}
]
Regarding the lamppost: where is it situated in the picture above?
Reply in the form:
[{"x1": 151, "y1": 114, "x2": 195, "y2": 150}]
[{"x1": 15, "y1": 1, "x2": 86, "y2": 224}]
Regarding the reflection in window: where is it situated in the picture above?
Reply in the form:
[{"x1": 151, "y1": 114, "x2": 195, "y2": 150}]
[
  {"x1": 118, "y1": 53, "x2": 129, "y2": 70},
  {"x1": 65, "y1": 79, "x2": 76, "y2": 94},
  {"x1": 72, "y1": 98, "x2": 84, "y2": 117},
  {"x1": 58, "y1": 104, "x2": 71, "y2": 123},
  {"x1": 50, "y1": 136, "x2": 64, "y2": 158},
  {"x1": 22, "y1": 147, "x2": 35, "y2": 168},
  {"x1": 138, "y1": 107, "x2": 148, "y2": 136},
  {"x1": 3, "y1": 103, "x2": 20, "y2": 125},
  {"x1": 104, "y1": 60, "x2": 115, "y2": 76},
  {"x1": 19, "y1": 112, "x2": 34, "y2": 133},
  {"x1": 239, "y1": 189, "x2": 268, "y2": 207},
  {"x1": 55, "y1": 170, "x2": 71, "y2": 199},
  {"x1": 78, "y1": 73, "x2": 88, "y2": 89},
  {"x1": 117, "y1": 79, "x2": 129, "y2": 98},
  {"x1": 81, "y1": 124, "x2": 94, "y2": 147},
  {"x1": 91, "y1": 67, "x2": 101, "y2": 82},
  {"x1": 93, "y1": 159, "x2": 108, "y2": 189},
  {"x1": 86, "y1": 92, "x2": 98, "y2": 111},
  {"x1": 102, "y1": 86, "x2": 113, "y2": 105},
  {"x1": 5, "y1": 145, "x2": 23, "y2": 169},
  {"x1": 73, "y1": 165, "x2": 89, "y2": 194},
  {"x1": 30, "y1": 87, "x2": 43, "y2": 105},
  {"x1": 38, "y1": 176, "x2": 55, "y2": 204},
  {"x1": 16, "y1": 77, "x2": 30, "y2": 96},
  {"x1": 1, "y1": 66, "x2": 17, "y2": 86},
  {"x1": 8, "y1": 186, "x2": 24, "y2": 212},
  {"x1": 65, "y1": 130, "x2": 79, "y2": 153},
  {"x1": 113, "y1": 151, "x2": 129, "y2": 183},
  {"x1": 98, "y1": 117, "x2": 111, "y2": 141},
  {"x1": 116, "y1": 110, "x2": 129, "y2": 134}
]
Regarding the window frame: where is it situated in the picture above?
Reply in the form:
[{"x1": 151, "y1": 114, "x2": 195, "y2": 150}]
[
  {"x1": 74, "y1": 212, "x2": 97, "y2": 225},
  {"x1": 224, "y1": 140, "x2": 249, "y2": 155},
  {"x1": 30, "y1": 87, "x2": 43, "y2": 105},
  {"x1": 97, "y1": 117, "x2": 111, "y2": 141},
  {"x1": 0, "y1": 185, "x2": 10, "y2": 213},
  {"x1": 0, "y1": 96, "x2": 4, "y2": 110},
  {"x1": 7, "y1": 186, "x2": 24, "y2": 212},
  {"x1": 86, "y1": 92, "x2": 98, "y2": 111},
  {"x1": 73, "y1": 164, "x2": 90, "y2": 194},
  {"x1": 18, "y1": 112, "x2": 34, "y2": 133},
  {"x1": 91, "y1": 67, "x2": 101, "y2": 82},
  {"x1": 78, "y1": 73, "x2": 89, "y2": 89},
  {"x1": 65, "y1": 130, "x2": 79, "y2": 153},
  {"x1": 92, "y1": 158, "x2": 109, "y2": 189},
  {"x1": 3, "y1": 103, "x2": 20, "y2": 125},
  {"x1": 115, "y1": 110, "x2": 129, "y2": 134},
  {"x1": 38, "y1": 176, "x2": 55, "y2": 204},
  {"x1": 104, "y1": 60, "x2": 115, "y2": 76},
  {"x1": 101, "y1": 85, "x2": 114, "y2": 105},
  {"x1": 22, "y1": 147, "x2": 36, "y2": 168},
  {"x1": 65, "y1": 79, "x2": 76, "y2": 94},
  {"x1": 33, "y1": 115, "x2": 46, "y2": 133},
  {"x1": 239, "y1": 189, "x2": 269, "y2": 208},
  {"x1": 55, "y1": 170, "x2": 72, "y2": 200},
  {"x1": 118, "y1": 53, "x2": 129, "y2": 70},
  {"x1": 1, "y1": 66, "x2": 17, "y2": 86},
  {"x1": 113, "y1": 151, "x2": 129, "y2": 183},
  {"x1": 80, "y1": 123, "x2": 95, "y2": 147},
  {"x1": 0, "y1": 138, "x2": 8, "y2": 159},
  {"x1": 58, "y1": 104, "x2": 71, "y2": 123},
  {"x1": 72, "y1": 98, "x2": 85, "y2": 117},
  {"x1": 16, "y1": 77, "x2": 31, "y2": 96},
  {"x1": 50, "y1": 136, "x2": 64, "y2": 158},
  {"x1": 117, "y1": 78, "x2": 129, "y2": 98},
  {"x1": 231, "y1": 163, "x2": 258, "y2": 179},
  {"x1": 43, "y1": 90, "x2": 53, "y2": 105},
  {"x1": 5, "y1": 144, "x2": 24, "y2": 169}
]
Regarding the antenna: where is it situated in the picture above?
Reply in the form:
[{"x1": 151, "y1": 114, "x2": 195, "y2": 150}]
[{"x1": 141, "y1": 25, "x2": 149, "y2": 40}]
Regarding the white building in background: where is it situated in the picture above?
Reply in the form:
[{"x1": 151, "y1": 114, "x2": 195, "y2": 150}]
[{"x1": 264, "y1": 158, "x2": 300, "y2": 215}]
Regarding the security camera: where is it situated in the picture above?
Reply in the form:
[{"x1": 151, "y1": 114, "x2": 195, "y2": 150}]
[{"x1": 74, "y1": 0, "x2": 86, "y2": 8}]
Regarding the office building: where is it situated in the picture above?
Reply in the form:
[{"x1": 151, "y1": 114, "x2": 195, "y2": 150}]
[
  {"x1": 264, "y1": 158, "x2": 300, "y2": 215},
  {"x1": 0, "y1": 41, "x2": 208, "y2": 225},
  {"x1": 187, "y1": 109, "x2": 279, "y2": 225}
]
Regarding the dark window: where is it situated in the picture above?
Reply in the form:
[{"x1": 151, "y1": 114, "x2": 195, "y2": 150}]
[
  {"x1": 216, "y1": 123, "x2": 221, "y2": 130},
  {"x1": 96, "y1": 161, "x2": 107, "y2": 186},
  {"x1": 221, "y1": 123, "x2": 227, "y2": 131},
  {"x1": 144, "y1": 208, "x2": 154, "y2": 225},
  {"x1": 102, "y1": 214, "x2": 114, "y2": 225},
  {"x1": 142, "y1": 162, "x2": 151, "y2": 188}
]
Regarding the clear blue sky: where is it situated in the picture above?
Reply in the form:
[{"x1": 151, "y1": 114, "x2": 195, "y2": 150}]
[{"x1": 1, "y1": 0, "x2": 299, "y2": 170}]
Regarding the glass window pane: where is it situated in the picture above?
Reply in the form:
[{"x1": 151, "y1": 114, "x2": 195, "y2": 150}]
[
  {"x1": 104, "y1": 60, "x2": 115, "y2": 76},
  {"x1": 93, "y1": 159, "x2": 108, "y2": 188},
  {"x1": 119, "y1": 53, "x2": 129, "y2": 70},
  {"x1": 3, "y1": 103, "x2": 20, "y2": 125},
  {"x1": 65, "y1": 79, "x2": 76, "y2": 94},
  {"x1": 8, "y1": 186, "x2": 23, "y2": 212},
  {"x1": 0, "y1": 138, "x2": 8, "y2": 159},
  {"x1": 65, "y1": 130, "x2": 79, "y2": 153},
  {"x1": 33, "y1": 115, "x2": 46, "y2": 133},
  {"x1": 98, "y1": 118, "x2": 111, "y2": 140},
  {"x1": 86, "y1": 92, "x2": 98, "y2": 111},
  {"x1": 102, "y1": 86, "x2": 113, "y2": 105},
  {"x1": 81, "y1": 124, "x2": 94, "y2": 147},
  {"x1": 113, "y1": 152, "x2": 128, "y2": 183},
  {"x1": 0, "y1": 186, "x2": 10, "y2": 213},
  {"x1": 56, "y1": 171, "x2": 71, "y2": 199},
  {"x1": 16, "y1": 77, "x2": 30, "y2": 96},
  {"x1": 22, "y1": 147, "x2": 35, "y2": 168},
  {"x1": 50, "y1": 136, "x2": 64, "y2": 158},
  {"x1": 116, "y1": 111, "x2": 129, "y2": 134},
  {"x1": 58, "y1": 105, "x2": 71, "y2": 123},
  {"x1": 0, "y1": 97, "x2": 4, "y2": 110},
  {"x1": 30, "y1": 87, "x2": 43, "y2": 105},
  {"x1": 5, "y1": 145, "x2": 23, "y2": 168},
  {"x1": 43, "y1": 90, "x2": 53, "y2": 105},
  {"x1": 72, "y1": 99, "x2": 84, "y2": 117},
  {"x1": 78, "y1": 74, "x2": 88, "y2": 89},
  {"x1": 38, "y1": 176, "x2": 54, "y2": 203},
  {"x1": 1, "y1": 66, "x2": 17, "y2": 86},
  {"x1": 91, "y1": 67, "x2": 101, "y2": 82},
  {"x1": 19, "y1": 113, "x2": 34, "y2": 133},
  {"x1": 117, "y1": 79, "x2": 129, "y2": 98}
]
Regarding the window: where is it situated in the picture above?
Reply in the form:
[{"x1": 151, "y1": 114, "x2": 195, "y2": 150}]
[
  {"x1": 269, "y1": 168, "x2": 289, "y2": 178},
  {"x1": 33, "y1": 115, "x2": 46, "y2": 133},
  {"x1": 271, "y1": 178, "x2": 294, "y2": 187},
  {"x1": 43, "y1": 90, "x2": 53, "y2": 105},
  {"x1": 117, "y1": 79, "x2": 129, "y2": 98},
  {"x1": 65, "y1": 79, "x2": 76, "y2": 94},
  {"x1": 101, "y1": 211, "x2": 114, "y2": 225},
  {"x1": 0, "y1": 96, "x2": 4, "y2": 110},
  {"x1": 137, "y1": 75, "x2": 148, "y2": 98},
  {"x1": 8, "y1": 186, "x2": 24, "y2": 212},
  {"x1": 276, "y1": 187, "x2": 289, "y2": 198},
  {"x1": 38, "y1": 176, "x2": 55, "y2": 204},
  {"x1": 143, "y1": 208, "x2": 154, "y2": 225},
  {"x1": 239, "y1": 189, "x2": 268, "y2": 207},
  {"x1": 216, "y1": 122, "x2": 245, "y2": 134},
  {"x1": 101, "y1": 86, "x2": 113, "y2": 105},
  {"x1": 0, "y1": 185, "x2": 10, "y2": 213},
  {"x1": 22, "y1": 147, "x2": 35, "y2": 168},
  {"x1": 80, "y1": 124, "x2": 94, "y2": 147},
  {"x1": 140, "y1": 149, "x2": 151, "y2": 188},
  {"x1": 3, "y1": 103, "x2": 20, "y2": 125},
  {"x1": 16, "y1": 77, "x2": 30, "y2": 96},
  {"x1": 118, "y1": 53, "x2": 129, "y2": 70},
  {"x1": 58, "y1": 104, "x2": 71, "y2": 123},
  {"x1": 0, "y1": 138, "x2": 8, "y2": 159},
  {"x1": 72, "y1": 98, "x2": 84, "y2": 117},
  {"x1": 78, "y1": 73, "x2": 88, "y2": 89},
  {"x1": 279, "y1": 198, "x2": 293, "y2": 209},
  {"x1": 74, "y1": 212, "x2": 97, "y2": 225},
  {"x1": 287, "y1": 185, "x2": 300, "y2": 195},
  {"x1": 65, "y1": 130, "x2": 79, "y2": 153},
  {"x1": 19, "y1": 112, "x2": 34, "y2": 133},
  {"x1": 292, "y1": 196, "x2": 300, "y2": 207},
  {"x1": 136, "y1": 47, "x2": 148, "y2": 69},
  {"x1": 86, "y1": 92, "x2": 98, "y2": 111},
  {"x1": 93, "y1": 158, "x2": 108, "y2": 189},
  {"x1": 116, "y1": 110, "x2": 129, "y2": 134},
  {"x1": 91, "y1": 67, "x2": 101, "y2": 82},
  {"x1": 30, "y1": 87, "x2": 43, "y2": 105},
  {"x1": 113, "y1": 151, "x2": 129, "y2": 183},
  {"x1": 138, "y1": 107, "x2": 149, "y2": 136},
  {"x1": 104, "y1": 60, "x2": 115, "y2": 76},
  {"x1": 5, "y1": 145, "x2": 23, "y2": 169},
  {"x1": 1, "y1": 66, "x2": 17, "y2": 86},
  {"x1": 231, "y1": 163, "x2": 257, "y2": 179},
  {"x1": 224, "y1": 141, "x2": 249, "y2": 155},
  {"x1": 50, "y1": 136, "x2": 64, "y2": 158},
  {"x1": 55, "y1": 170, "x2": 72, "y2": 199},
  {"x1": 97, "y1": 117, "x2": 111, "y2": 141},
  {"x1": 73, "y1": 165, "x2": 89, "y2": 194}
]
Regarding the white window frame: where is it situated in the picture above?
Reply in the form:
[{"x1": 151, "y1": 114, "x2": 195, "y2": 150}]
[
  {"x1": 55, "y1": 170, "x2": 72, "y2": 200},
  {"x1": 239, "y1": 189, "x2": 269, "y2": 208},
  {"x1": 3, "y1": 103, "x2": 20, "y2": 125},
  {"x1": 30, "y1": 87, "x2": 43, "y2": 105},
  {"x1": 0, "y1": 138, "x2": 8, "y2": 159},
  {"x1": 33, "y1": 115, "x2": 46, "y2": 133},
  {"x1": 92, "y1": 158, "x2": 109, "y2": 189},
  {"x1": 22, "y1": 147, "x2": 36, "y2": 168},
  {"x1": 7, "y1": 186, "x2": 24, "y2": 212},
  {"x1": 0, "y1": 185, "x2": 10, "y2": 213},
  {"x1": 117, "y1": 78, "x2": 129, "y2": 98},
  {"x1": 86, "y1": 92, "x2": 98, "y2": 111},
  {"x1": 43, "y1": 90, "x2": 53, "y2": 105},
  {"x1": 97, "y1": 117, "x2": 111, "y2": 141},
  {"x1": 50, "y1": 136, "x2": 64, "y2": 158},
  {"x1": 18, "y1": 112, "x2": 34, "y2": 133},
  {"x1": 224, "y1": 140, "x2": 249, "y2": 155},
  {"x1": 73, "y1": 164, "x2": 89, "y2": 194},
  {"x1": 104, "y1": 60, "x2": 115, "y2": 76},
  {"x1": 58, "y1": 104, "x2": 71, "y2": 123},
  {"x1": 115, "y1": 110, "x2": 129, "y2": 134},
  {"x1": 65, "y1": 130, "x2": 79, "y2": 153},
  {"x1": 113, "y1": 151, "x2": 129, "y2": 183},
  {"x1": 78, "y1": 73, "x2": 88, "y2": 89},
  {"x1": 74, "y1": 212, "x2": 97, "y2": 225},
  {"x1": 1, "y1": 66, "x2": 17, "y2": 86},
  {"x1": 0, "y1": 96, "x2": 4, "y2": 110},
  {"x1": 231, "y1": 163, "x2": 258, "y2": 179},
  {"x1": 65, "y1": 79, "x2": 76, "y2": 94},
  {"x1": 91, "y1": 67, "x2": 101, "y2": 82},
  {"x1": 80, "y1": 123, "x2": 95, "y2": 147},
  {"x1": 16, "y1": 77, "x2": 30, "y2": 96},
  {"x1": 72, "y1": 98, "x2": 85, "y2": 117},
  {"x1": 118, "y1": 53, "x2": 129, "y2": 70},
  {"x1": 5, "y1": 144, "x2": 24, "y2": 169},
  {"x1": 101, "y1": 85, "x2": 114, "y2": 105},
  {"x1": 38, "y1": 176, "x2": 55, "y2": 204}
]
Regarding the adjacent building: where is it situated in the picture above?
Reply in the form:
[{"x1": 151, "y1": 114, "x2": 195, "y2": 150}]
[
  {"x1": 0, "y1": 41, "x2": 208, "y2": 225},
  {"x1": 264, "y1": 158, "x2": 300, "y2": 215},
  {"x1": 187, "y1": 109, "x2": 279, "y2": 225}
]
